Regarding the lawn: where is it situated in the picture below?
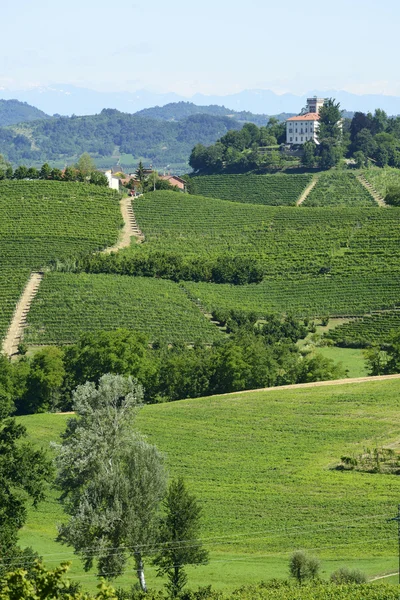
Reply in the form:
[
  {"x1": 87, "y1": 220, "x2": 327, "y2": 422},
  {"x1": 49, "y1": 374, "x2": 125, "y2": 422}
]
[{"x1": 19, "y1": 378, "x2": 400, "y2": 591}]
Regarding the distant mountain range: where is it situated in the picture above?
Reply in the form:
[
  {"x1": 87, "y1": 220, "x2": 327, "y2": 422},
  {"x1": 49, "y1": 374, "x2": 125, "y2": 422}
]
[
  {"x1": 0, "y1": 84, "x2": 399, "y2": 117},
  {"x1": 0, "y1": 99, "x2": 50, "y2": 127}
]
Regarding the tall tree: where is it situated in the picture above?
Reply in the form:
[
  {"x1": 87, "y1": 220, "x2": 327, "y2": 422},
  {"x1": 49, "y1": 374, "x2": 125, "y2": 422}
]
[
  {"x1": 0, "y1": 418, "x2": 52, "y2": 576},
  {"x1": 135, "y1": 161, "x2": 146, "y2": 190},
  {"x1": 55, "y1": 374, "x2": 167, "y2": 591},
  {"x1": 76, "y1": 152, "x2": 95, "y2": 177},
  {"x1": 154, "y1": 478, "x2": 208, "y2": 597}
]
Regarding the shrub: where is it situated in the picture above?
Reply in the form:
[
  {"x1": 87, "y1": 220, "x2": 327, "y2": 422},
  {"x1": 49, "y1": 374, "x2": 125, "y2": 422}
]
[
  {"x1": 289, "y1": 550, "x2": 320, "y2": 584},
  {"x1": 330, "y1": 566, "x2": 367, "y2": 584}
]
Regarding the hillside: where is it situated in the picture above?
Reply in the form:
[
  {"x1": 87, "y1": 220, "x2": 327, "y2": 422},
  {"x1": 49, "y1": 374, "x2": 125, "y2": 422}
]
[
  {"x1": 134, "y1": 101, "x2": 292, "y2": 125},
  {"x1": 19, "y1": 378, "x2": 400, "y2": 589},
  {"x1": 0, "y1": 180, "x2": 121, "y2": 343},
  {"x1": 0, "y1": 99, "x2": 50, "y2": 126},
  {"x1": 0, "y1": 110, "x2": 243, "y2": 172}
]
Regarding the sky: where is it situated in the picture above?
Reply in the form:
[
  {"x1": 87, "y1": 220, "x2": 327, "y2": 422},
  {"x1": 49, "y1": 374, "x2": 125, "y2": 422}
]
[{"x1": 0, "y1": 0, "x2": 399, "y2": 97}]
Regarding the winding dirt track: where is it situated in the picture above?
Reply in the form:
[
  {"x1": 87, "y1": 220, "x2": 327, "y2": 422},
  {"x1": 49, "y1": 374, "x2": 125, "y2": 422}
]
[
  {"x1": 2, "y1": 272, "x2": 43, "y2": 357},
  {"x1": 221, "y1": 372, "x2": 400, "y2": 397},
  {"x1": 102, "y1": 196, "x2": 143, "y2": 253}
]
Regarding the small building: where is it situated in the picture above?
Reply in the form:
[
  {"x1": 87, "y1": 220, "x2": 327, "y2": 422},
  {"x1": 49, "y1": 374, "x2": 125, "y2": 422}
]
[
  {"x1": 104, "y1": 169, "x2": 120, "y2": 191},
  {"x1": 159, "y1": 175, "x2": 186, "y2": 191}
]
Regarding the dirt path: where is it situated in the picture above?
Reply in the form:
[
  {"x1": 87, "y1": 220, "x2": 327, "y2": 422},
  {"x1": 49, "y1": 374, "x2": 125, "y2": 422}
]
[
  {"x1": 357, "y1": 173, "x2": 386, "y2": 206},
  {"x1": 102, "y1": 196, "x2": 144, "y2": 254},
  {"x1": 296, "y1": 175, "x2": 318, "y2": 206},
  {"x1": 2, "y1": 272, "x2": 43, "y2": 357},
  {"x1": 220, "y1": 372, "x2": 400, "y2": 397},
  {"x1": 370, "y1": 572, "x2": 398, "y2": 581}
]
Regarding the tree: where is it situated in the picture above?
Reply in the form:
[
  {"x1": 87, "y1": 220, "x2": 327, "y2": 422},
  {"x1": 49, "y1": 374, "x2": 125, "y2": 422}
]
[
  {"x1": 90, "y1": 171, "x2": 108, "y2": 187},
  {"x1": 289, "y1": 550, "x2": 320, "y2": 584},
  {"x1": 63, "y1": 166, "x2": 77, "y2": 181},
  {"x1": 301, "y1": 139, "x2": 317, "y2": 167},
  {"x1": 154, "y1": 478, "x2": 208, "y2": 597},
  {"x1": 40, "y1": 163, "x2": 51, "y2": 179},
  {"x1": 330, "y1": 566, "x2": 366, "y2": 584},
  {"x1": 76, "y1": 152, "x2": 95, "y2": 177},
  {"x1": 17, "y1": 347, "x2": 65, "y2": 414},
  {"x1": 55, "y1": 374, "x2": 167, "y2": 591},
  {"x1": 317, "y1": 99, "x2": 342, "y2": 169},
  {"x1": 0, "y1": 418, "x2": 52, "y2": 577},
  {"x1": 13, "y1": 165, "x2": 28, "y2": 180},
  {"x1": 135, "y1": 161, "x2": 146, "y2": 190}
]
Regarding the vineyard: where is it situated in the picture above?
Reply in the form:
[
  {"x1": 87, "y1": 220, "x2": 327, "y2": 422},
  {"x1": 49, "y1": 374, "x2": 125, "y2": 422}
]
[
  {"x1": 25, "y1": 272, "x2": 222, "y2": 344},
  {"x1": 133, "y1": 191, "x2": 400, "y2": 280},
  {"x1": 0, "y1": 180, "x2": 122, "y2": 342},
  {"x1": 326, "y1": 310, "x2": 400, "y2": 347},
  {"x1": 189, "y1": 173, "x2": 312, "y2": 205},
  {"x1": 362, "y1": 166, "x2": 400, "y2": 196},
  {"x1": 302, "y1": 171, "x2": 376, "y2": 207},
  {"x1": 184, "y1": 274, "x2": 400, "y2": 318}
]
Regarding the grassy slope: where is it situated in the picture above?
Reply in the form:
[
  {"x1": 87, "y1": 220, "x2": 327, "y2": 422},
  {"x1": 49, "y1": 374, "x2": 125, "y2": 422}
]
[
  {"x1": 19, "y1": 379, "x2": 400, "y2": 591},
  {"x1": 303, "y1": 171, "x2": 375, "y2": 207}
]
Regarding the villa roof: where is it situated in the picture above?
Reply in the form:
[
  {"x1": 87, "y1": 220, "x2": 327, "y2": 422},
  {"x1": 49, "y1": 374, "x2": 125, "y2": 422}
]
[{"x1": 287, "y1": 112, "x2": 321, "y2": 122}]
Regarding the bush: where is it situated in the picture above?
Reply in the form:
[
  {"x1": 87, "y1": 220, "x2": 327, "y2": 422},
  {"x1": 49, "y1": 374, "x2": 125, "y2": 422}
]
[
  {"x1": 330, "y1": 566, "x2": 367, "y2": 584},
  {"x1": 289, "y1": 550, "x2": 320, "y2": 584}
]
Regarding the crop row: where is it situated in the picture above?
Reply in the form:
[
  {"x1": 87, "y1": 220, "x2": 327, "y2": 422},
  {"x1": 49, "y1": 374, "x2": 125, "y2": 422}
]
[
  {"x1": 133, "y1": 192, "x2": 400, "y2": 279},
  {"x1": 303, "y1": 171, "x2": 375, "y2": 207},
  {"x1": 183, "y1": 275, "x2": 400, "y2": 318},
  {"x1": 0, "y1": 181, "x2": 123, "y2": 343},
  {"x1": 326, "y1": 311, "x2": 400, "y2": 347},
  {"x1": 25, "y1": 272, "x2": 222, "y2": 345},
  {"x1": 190, "y1": 173, "x2": 312, "y2": 206}
]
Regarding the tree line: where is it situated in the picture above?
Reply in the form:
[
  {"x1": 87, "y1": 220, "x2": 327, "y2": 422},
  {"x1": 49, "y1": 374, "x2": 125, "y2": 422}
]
[
  {"x1": 1, "y1": 316, "x2": 346, "y2": 417},
  {"x1": 189, "y1": 99, "x2": 400, "y2": 174},
  {"x1": 0, "y1": 153, "x2": 109, "y2": 186}
]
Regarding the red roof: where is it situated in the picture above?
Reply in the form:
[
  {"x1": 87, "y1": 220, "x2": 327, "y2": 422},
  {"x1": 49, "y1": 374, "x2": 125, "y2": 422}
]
[{"x1": 287, "y1": 112, "x2": 320, "y2": 122}]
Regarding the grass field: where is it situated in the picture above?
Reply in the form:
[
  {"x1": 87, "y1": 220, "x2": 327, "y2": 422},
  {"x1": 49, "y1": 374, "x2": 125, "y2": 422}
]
[
  {"x1": 19, "y1": 378, "x2": 400, "y2": 591},
  {"x1": 363, "y1": 166, "x2": 400, "y2": 197},
  {"x1": 25, "y1": 272, "x2": 222, "y2": 344}
]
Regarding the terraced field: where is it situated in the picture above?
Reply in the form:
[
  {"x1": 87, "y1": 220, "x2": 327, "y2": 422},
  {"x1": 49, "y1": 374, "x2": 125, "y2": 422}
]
[
  {"x1": 303, "y1": 171, "x2": 375, "y2": 206},
  {"x1": 190, "y1": 173, "x2": 312, "y2": 205},
  {"x1": 133, "y1": 191, "x2": 400, "y2": 279},
  {"x1": 184, "y1": 275, "x2": 400, "y2": 318},
  {"x1": 326, "y1": 311, "x2": 400, "y2": 347},
  {"x1": 25, "y1": 272, "x2": 222, "y2": 344},
  {"x1": 0, "y1": 181, "x2": 122, "y2": 342}
]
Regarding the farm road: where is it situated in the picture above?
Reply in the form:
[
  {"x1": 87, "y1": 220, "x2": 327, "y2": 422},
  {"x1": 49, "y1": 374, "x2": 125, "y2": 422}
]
[
  {"x1": 2, "y1": 272, "x2": 43, "y2": 357},
  {"x1": 102, "y1": 196, "x2": 143, "y2": 253},
  {"x1": 296, "y1": 175, "x2": 318, "y2": 206},
  {"x1": 220, "y1": 372, "x2": 400, "y2": 397}
]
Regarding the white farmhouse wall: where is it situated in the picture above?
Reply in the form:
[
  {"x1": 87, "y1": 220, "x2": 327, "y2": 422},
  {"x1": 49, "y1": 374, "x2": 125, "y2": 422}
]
[{"x1": 105, "y1": 170, "x2": 120, "y2": 191}]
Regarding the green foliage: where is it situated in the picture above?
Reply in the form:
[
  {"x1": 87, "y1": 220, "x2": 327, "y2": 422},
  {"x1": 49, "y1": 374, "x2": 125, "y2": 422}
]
[
  {"x1": 325, "y1": 310, "x2": 400, "y2": 348},
  {"x1": 0, "y1": 111, "x2": 242, "y2": 170},
  {"x1": 154, "y1": 478, "x2": 208, "y2": 596},
  {"x1": 190, "y1": 174, "x2": 312, "y2": 206},
  {"x1": 385, "y1": 185, "x2": 400, "y2": 206},
  {"x1": 301, "y1": 140, "x2": 317, "y2": 168},
  {"x1": 16, "y1": 347, "x2": 65, "y2": 414},
  {"x1": 0, "y1": 560, "x2": 117, "y2": 599},
  {"x1": 55, "y1": 374, "x2": 167, "y2": 590},
  {"x1": 25, "y1": 273, "x2": 222, "y2": 346},
  {"x1": 289, "y1": 551, "x2": 319, "y2": 584},
  {"x1": 0, "y1": 417, "x2": 52, "y2": 576},
  {"x1": 303, "y1": 171, "x2": 375, "y2": 207},
  {"x1": 70, "y1": 248, "x2": 263, "y2": 285},
  {"x1": 330, "y1": 567, "x2": 367, "y2": 584}
]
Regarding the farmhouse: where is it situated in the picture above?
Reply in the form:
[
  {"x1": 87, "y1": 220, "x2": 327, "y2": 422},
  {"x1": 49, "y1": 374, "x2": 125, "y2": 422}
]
[
  {"x1": 104, "y1": 169, "x2": 120, "y2": 191},
  {"x1": 286, "y1": 97, "x2": 326, "y2": 146},
  {"x1": 159, "y1": 175, "x2": 186, "y2": 190}
]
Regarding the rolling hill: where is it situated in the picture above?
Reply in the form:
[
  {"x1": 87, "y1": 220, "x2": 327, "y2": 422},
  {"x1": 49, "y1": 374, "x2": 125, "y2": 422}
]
[
  {"x1": 19, "y1": 378, "x2": 400, "y2": 590},
  {"x1": 0, "y1": 99, "x2": 50, "y2": 126}
]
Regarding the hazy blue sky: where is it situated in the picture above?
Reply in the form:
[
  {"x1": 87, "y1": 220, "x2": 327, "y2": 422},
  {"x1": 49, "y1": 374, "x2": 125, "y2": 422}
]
[{"x1": 1, "y1": 0, "x2": 398, "y2": 96}]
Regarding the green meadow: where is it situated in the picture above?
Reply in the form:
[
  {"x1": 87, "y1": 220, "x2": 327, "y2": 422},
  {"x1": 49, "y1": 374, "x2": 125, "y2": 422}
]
[{"x1": 19, "y1": 378, "x2": 400, "y2": 591}]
